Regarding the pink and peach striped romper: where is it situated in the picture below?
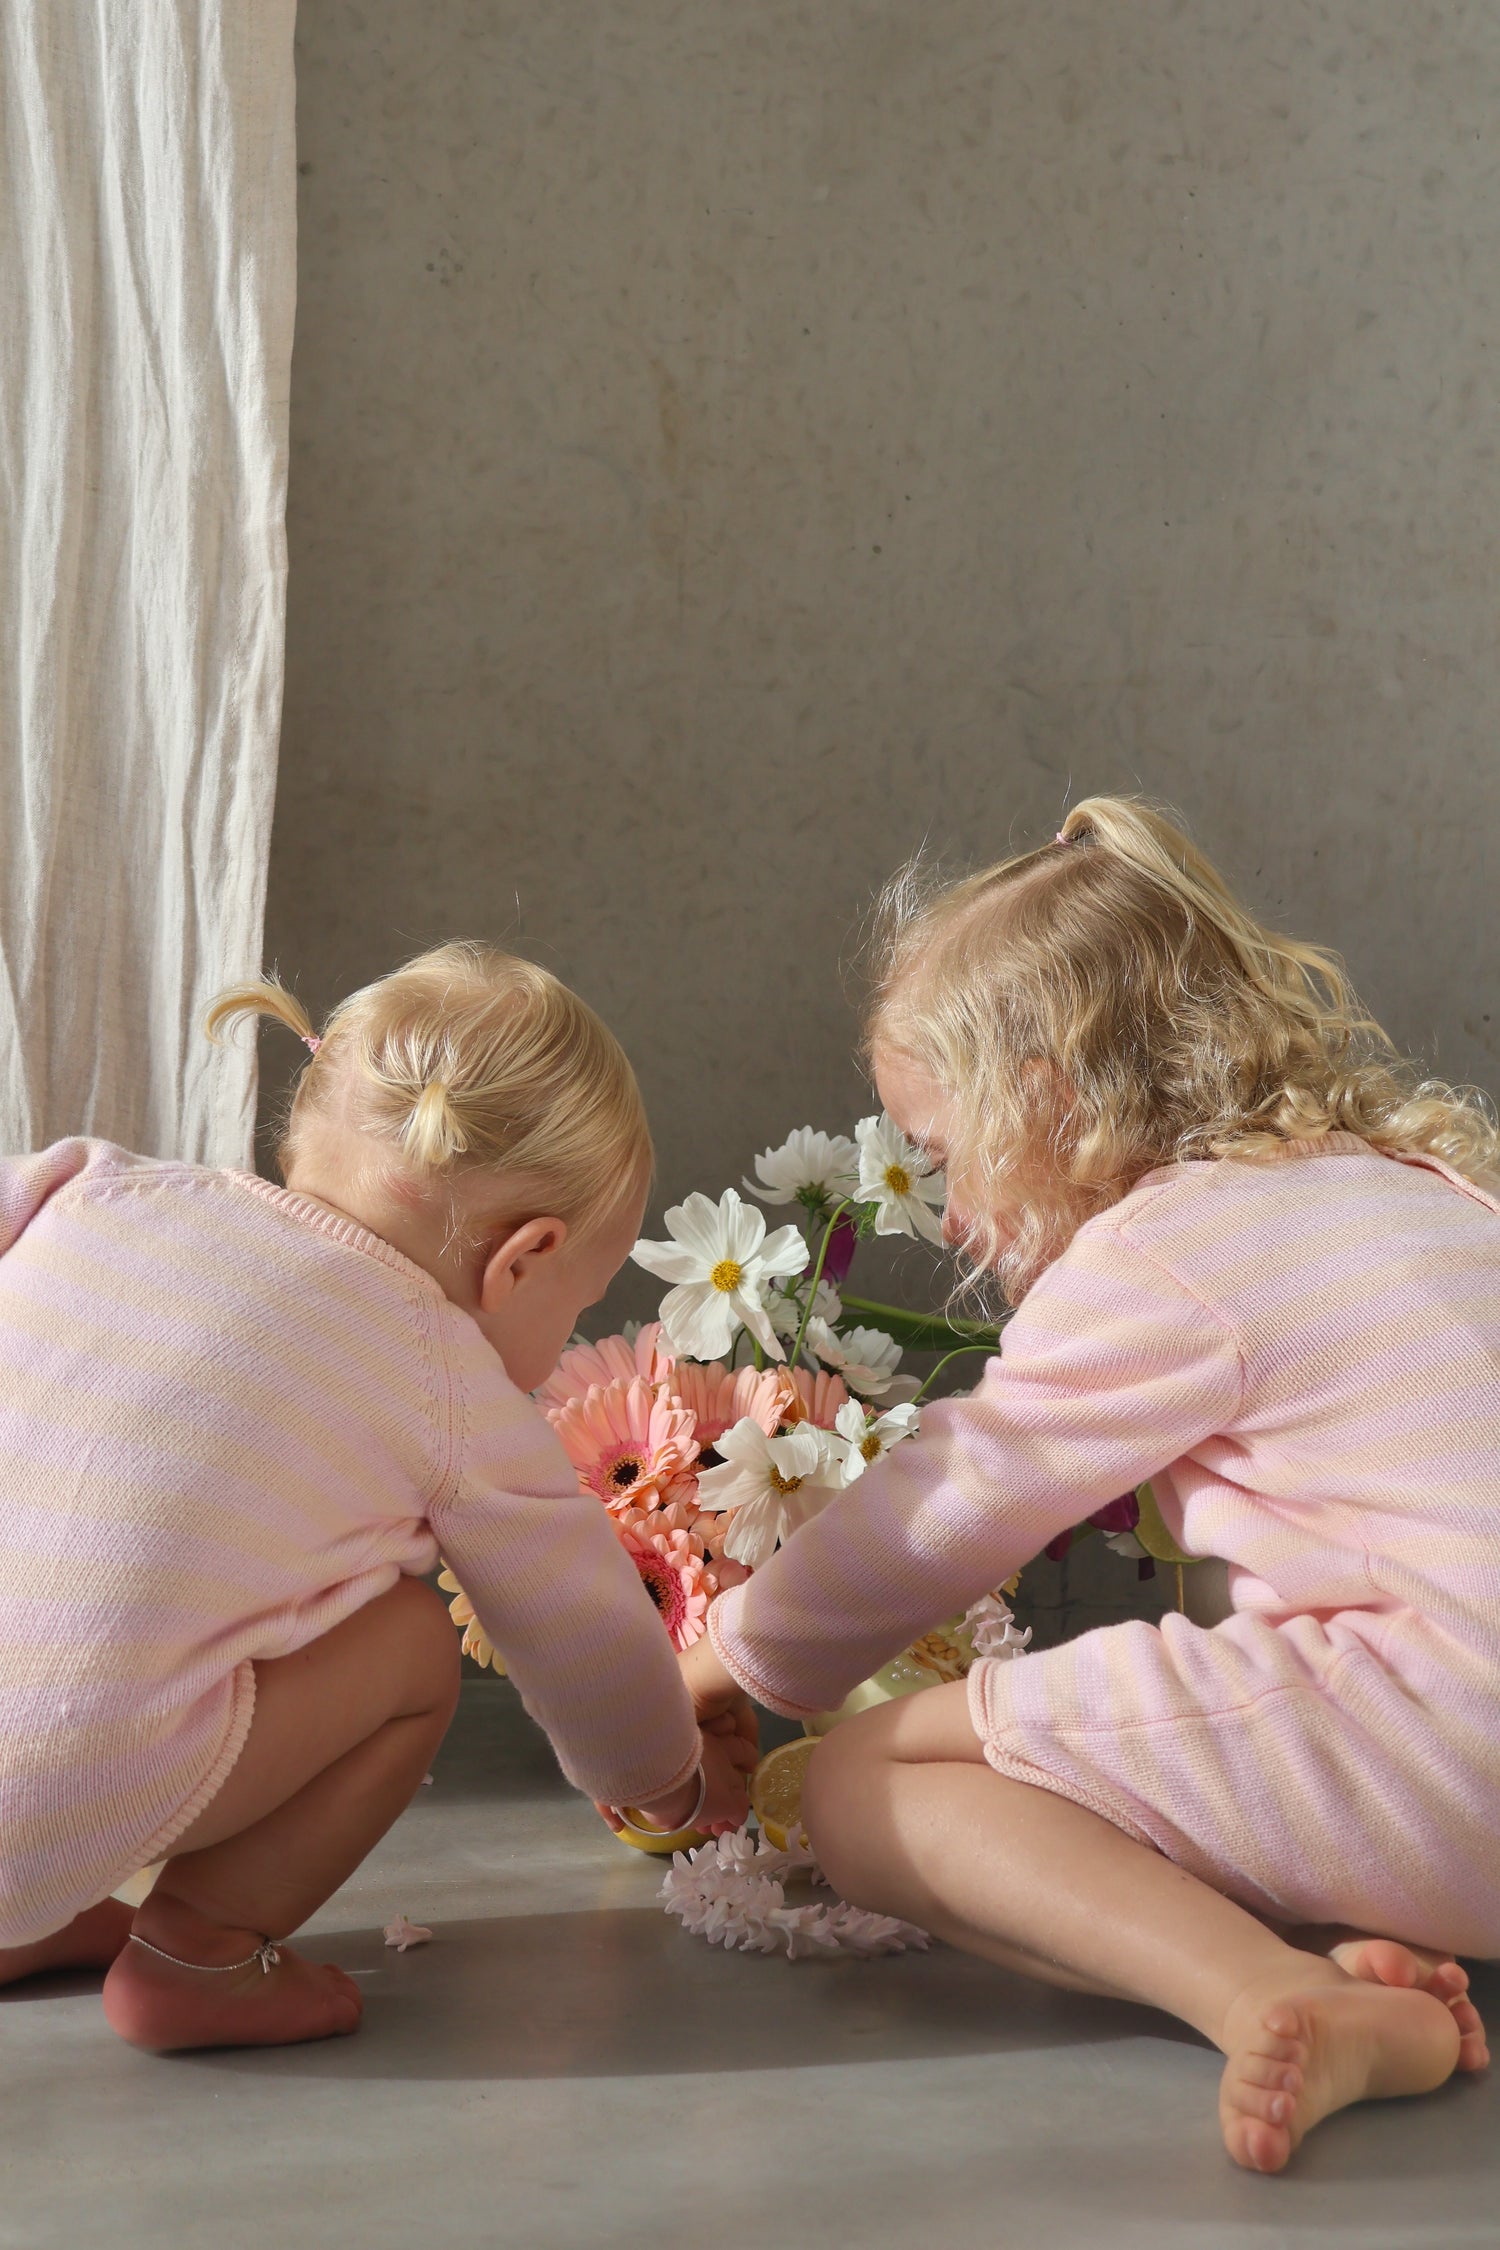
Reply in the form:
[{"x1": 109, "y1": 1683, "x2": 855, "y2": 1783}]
[
  {"x1": 712, "y1": 1136, "x2": 1500, "y2": 1954},
  {"x1": 0, "y1": 1140, "x2": 699, "y2": 1947}
]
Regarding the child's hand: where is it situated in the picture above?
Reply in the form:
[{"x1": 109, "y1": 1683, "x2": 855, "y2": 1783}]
[
  {"x1": 594, "y1": 1725, "x2": 752, "y2": 1839},
  {"x1": 678, "y1": 1631, "x2": 759, "y2": 1771}
]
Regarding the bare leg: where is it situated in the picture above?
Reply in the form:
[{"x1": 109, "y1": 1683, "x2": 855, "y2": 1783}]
[
  {"x1": 102, "y1": 1575, "x2": 459, "y2": 2053},
  {"x1": 0, "y1": 1900, "x2": 136, "y2": 1988},
  {"x1": 802, "y1": 1684, "x2": 1467, "y2": 2174}
]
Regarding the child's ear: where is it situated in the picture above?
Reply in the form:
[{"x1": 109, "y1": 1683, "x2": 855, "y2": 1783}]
[{"x1": 478, "y1": 1216, "x2": 569, "y2": 1313}]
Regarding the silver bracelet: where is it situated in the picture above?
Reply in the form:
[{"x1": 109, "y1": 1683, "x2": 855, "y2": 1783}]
[
  {"x1": 130, "y1": 1931, "x2": 281, "y2": 1976},
  {"x1": 611, "y1": 1762, "x2": 707, "y2": 1840}
]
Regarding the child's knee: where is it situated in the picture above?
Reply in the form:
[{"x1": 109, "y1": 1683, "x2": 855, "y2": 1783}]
[{"x1": 801, "y1": 1712, "x2": 886, "y2": 1866}]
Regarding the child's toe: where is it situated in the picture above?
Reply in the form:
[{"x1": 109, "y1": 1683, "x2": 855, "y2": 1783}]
[
  {"x1": 1237, "y1": 2052, "x2": 1303, "y2": 2095},
  {"x1": 1220, "y1": 2098, "x2": 1292, "y2": 2176},
  {"x1": 1229, "y1": 2079, "x2": 1294, "y2": 2127}
]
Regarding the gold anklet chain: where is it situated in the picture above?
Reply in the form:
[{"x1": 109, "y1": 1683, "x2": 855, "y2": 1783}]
[{"x1": 129, "y1": 1932, "x2": 281, "y2": 1975}]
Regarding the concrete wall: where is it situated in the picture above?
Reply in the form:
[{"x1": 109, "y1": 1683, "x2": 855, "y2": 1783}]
[{"x1": 263, "y1": 0, "x2": 1500, "y2": 1354}]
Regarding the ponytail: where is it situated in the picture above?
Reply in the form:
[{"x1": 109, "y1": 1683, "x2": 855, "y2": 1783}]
[
  {"x1": 205, "y1": 941, "x2": 653, "y2": 1234},
  {"x1": 204, "y1": 978, "x2": 321, "y2": 1057},
  {"x1": 400, "y1": 1078, "x2": 470, "y2": 1169}
]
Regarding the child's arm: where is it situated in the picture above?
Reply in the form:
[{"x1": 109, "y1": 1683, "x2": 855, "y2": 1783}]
[
  {"x1": 707, "y1": 1222, "x2": 1243, "y2": 1719},
  {"x1": 433, "y1": 1458, "x2": 707, "y2": 1812}
]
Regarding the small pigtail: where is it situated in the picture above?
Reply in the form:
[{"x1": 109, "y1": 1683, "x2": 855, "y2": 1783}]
[
  {"x1": 400, "y1": 1079, "x2": 470, "y2": 1170},
  {"x1": 204, "y1": 977, "x2": 322, "y2": 1058}
]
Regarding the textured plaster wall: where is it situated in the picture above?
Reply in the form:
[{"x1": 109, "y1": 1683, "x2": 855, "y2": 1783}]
[{"x1": 263, "y1": 0, "x2": 1500, "y2": 1349}]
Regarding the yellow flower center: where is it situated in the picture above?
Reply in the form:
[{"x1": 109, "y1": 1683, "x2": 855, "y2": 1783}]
[
  {"x1": 709, "y1": 1257, "x2": 744, "y2": 1293},
  {"x1": 884, "y1": 1163, "x2": 911, "y2": 1197},
  {"x1": 769, "y1": 1467, "x2": 805, "y2": 1495},
  {"x1": 860, "y1": 1434, "x2": 882, "y2": 1462}
]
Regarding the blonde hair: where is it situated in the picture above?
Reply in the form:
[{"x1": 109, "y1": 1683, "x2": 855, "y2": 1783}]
[
  {"x1": 871, "y1": 796, "x2": 1500, "y2": 1302},
  {"x1": 206, "y1": 942, "x2": 652, "y2": 1232}
]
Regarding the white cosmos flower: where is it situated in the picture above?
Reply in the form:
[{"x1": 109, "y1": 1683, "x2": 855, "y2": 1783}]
[
  {"x1": 855, "y1": 1113, "x2": 946, "y2": 1245},
  {"x1": 632, "y1": 1189, "x2": 808, "y2": 1362},
  {"x1": 803, "y1": 1316, "x2": 921, "y2": 1403},
  {"x1": 828, "y1": 1398, "x2": 922, "y2": 1485},
  {"x1": 743, "y1": 1127, "x2": 861, "y2": 1208},
  {"x1": 766, "y1": 1277, "x2": 842, "y2": 1342},
  {"x1": 693, "y1": 1417, "x2": 842, "y2": 1567}
]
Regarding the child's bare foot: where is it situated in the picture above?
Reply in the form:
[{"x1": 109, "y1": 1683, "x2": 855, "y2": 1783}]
[
  {"x1": 0, "y1": 1899, "x2": 136, "y2": 1987},
  {"x1": 103, "y1": 1902, "x2": 362, "y2": 2052},
  {"x1": 1219, "y1": 1960, "x2": 1463, "y2": 2174},
  {"x1": 1316, "y1": 1929, "x2": 1489, "y2": 2072}
]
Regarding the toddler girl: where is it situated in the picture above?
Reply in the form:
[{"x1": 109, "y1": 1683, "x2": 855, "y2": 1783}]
[
  {"x1": 0, "y1": 942, "x2": 750, "y2": 2051},
  {"x1": 682, "y1": 798, "x2": 1497, "y2": 2174}
]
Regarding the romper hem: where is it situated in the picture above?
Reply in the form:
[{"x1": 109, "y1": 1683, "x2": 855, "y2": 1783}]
[
  {"x1": 0, "y1": 1663, "x2": 259, "y2": 1948},
  {"x1": 134, "y1": 1659, "x2": 259, "y2": 1869},
  {"x1": 966, "y1": 1662, "x2": 1162, "y2": 1856}
]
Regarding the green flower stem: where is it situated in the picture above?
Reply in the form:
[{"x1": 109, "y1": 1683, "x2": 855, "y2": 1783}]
[
  {"x1": 910, "y1": 1342, "x2": 1000, "y2": 1406},
  {"x1": 838, "y1": 1291, "x2": 1005, "y2": 1355},
  {"x1": 788, "y1": 1197, "x2": 855, "y2": 1369}
]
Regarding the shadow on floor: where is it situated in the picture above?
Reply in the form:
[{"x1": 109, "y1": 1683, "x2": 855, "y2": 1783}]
[{"x1": 188, "y1": 1903, "x2": 1204, "y2": 2084}]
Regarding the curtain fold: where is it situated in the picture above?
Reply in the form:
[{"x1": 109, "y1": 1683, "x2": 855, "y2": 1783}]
[{"x1": 0, "y1": 3, "x2": 296, "y2": 1164}]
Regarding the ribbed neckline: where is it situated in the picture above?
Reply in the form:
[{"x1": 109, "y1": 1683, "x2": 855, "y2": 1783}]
[{"x1": 229, "y1": 1171, "x2": 447, "y2": 1301}]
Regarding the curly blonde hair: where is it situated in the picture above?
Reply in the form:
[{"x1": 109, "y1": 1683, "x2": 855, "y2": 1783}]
[
  {"x1": 870, "y1": 796, "x2": 1500, "y2": 1303},
  {"x1": 207, "y1": 941, "x2": 652, "y2": 1233}
]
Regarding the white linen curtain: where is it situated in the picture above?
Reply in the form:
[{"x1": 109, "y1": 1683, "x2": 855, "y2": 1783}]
[{"x1": 0, "y1": 3, "x2": 296, "y2": 1165}]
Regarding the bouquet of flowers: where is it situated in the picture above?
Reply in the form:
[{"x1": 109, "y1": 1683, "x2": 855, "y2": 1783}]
[
  {"x1": 440, "y1": 1111, "x2": 1173, "y2": 1693},
  {"x1": 440, "y1": 1114, "x2": 1033, "y2": 1685}
]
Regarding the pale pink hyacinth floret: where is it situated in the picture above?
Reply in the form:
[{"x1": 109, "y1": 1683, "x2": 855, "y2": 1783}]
[
  {"x1": 534, "y1": 1321, "x2": 672, "y2": 1413},
  {"x1": 383, "y1": 1914, "x2": 434, "y2": 1952},
  {"x1": 660, "y1": 1828, "x2": 929, "y2": 1960},
  {"x1": 549, "y1": 1376, "x2": 698, "y2": 1515}
]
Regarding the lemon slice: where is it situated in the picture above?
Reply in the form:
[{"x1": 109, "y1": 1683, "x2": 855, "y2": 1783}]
[{"x1": 750, "y1": 1736, "x2": 820, "y2": 1850}]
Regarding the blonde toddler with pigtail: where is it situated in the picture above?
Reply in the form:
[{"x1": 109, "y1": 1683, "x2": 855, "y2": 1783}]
[
  {"x1": 0, "y1": 942, "x2": 753, "y2": 2052},
  {"x1": 684, "y1": 796, "x2": 1500, "y2": 2175}
]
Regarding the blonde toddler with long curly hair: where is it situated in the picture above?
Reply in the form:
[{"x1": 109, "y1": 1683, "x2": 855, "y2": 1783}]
[{"x1": 686, "y1": 797, "x2": 1499, "y2": 2176}]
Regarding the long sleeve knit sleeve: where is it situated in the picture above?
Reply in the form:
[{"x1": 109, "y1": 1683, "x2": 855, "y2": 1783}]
[
  {"x1": 708, "y1": 1217, "x2": 1245, "y2": 1717},
  {"x1": 430, "y1": 1339, "x2": 701, "y2": 1810},
  {"x1": 0, "y1": 1140, "x2": 93, "y2": 1253}
]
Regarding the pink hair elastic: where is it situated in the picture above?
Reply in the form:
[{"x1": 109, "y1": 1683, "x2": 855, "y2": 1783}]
[
  {"x1": 1055, "y1": 829, "x2": 1074, "y2": 845},
  {"x1": 302, "y1": 1033, "x2": 322, "y2": 1055}
]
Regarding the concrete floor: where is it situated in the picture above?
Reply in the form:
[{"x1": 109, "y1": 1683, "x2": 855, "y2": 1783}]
[{"x1": 4, "y1": 1683, "x2": 1497, "y2": 2250}]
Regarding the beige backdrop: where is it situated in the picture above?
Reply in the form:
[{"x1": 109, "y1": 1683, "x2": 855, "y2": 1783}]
[{"x1": 261, "y1": 0, "x2": 1500, "y2": 1356}]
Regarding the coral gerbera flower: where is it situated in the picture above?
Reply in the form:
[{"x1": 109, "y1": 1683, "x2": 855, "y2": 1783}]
[
  {"x1": 773, "y1": 1365, "x2": 852, "y2": 1432},
  {"x1": 534, "y1": 1322, "x2": 672, "y2": 1413},
  {"x1": 664, "y1": 1360, "x2": 787, "y2": 1451},
  {"x1": 549, "y1": 1376, "x2": 698, "y2": 1513},
  {"x1": 615, "y1": 1509, "x2": 714, "y2": 1650}
]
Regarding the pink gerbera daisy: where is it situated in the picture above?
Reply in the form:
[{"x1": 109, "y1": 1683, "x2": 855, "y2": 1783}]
[
  {"x1": 549, "y1": 1375, "x2": 697, "y2": 1513},
  {"x1": 615, "y1": 1508, "x2": 715, "y2": 1649},
  {"x1": 664, "y1": 1361, "x2": 787, "y2": 1452},
  {"x1": 535, "y1": 1322, "x2": 672, "y2": 1414}
]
